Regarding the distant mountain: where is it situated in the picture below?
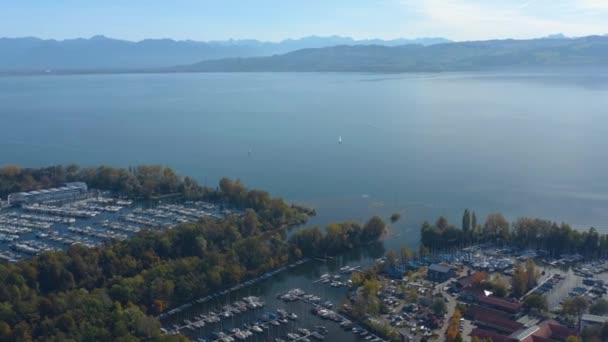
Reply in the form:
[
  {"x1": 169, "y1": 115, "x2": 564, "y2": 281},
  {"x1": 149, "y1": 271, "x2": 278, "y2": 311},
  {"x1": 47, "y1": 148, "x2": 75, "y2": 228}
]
[
  {"x1": 0, "y1": 35, "x2": 450, "y2": 71},
  {"x1": 176, "y1": 36, "x2": 608, "y2": 73}
]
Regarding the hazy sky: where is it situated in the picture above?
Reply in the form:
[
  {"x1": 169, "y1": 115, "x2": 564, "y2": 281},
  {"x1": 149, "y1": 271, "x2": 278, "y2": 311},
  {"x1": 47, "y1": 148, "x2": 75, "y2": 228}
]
[{"x1": 3, "y1": 0, "x2": 607, "y2": 41}]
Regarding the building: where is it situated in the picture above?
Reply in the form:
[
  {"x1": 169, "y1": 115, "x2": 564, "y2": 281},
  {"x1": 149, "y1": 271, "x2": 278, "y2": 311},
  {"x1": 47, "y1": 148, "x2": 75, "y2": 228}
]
[
  {"x1": 427, "y1": 263, "x2": 455, "y2": 282},
  {"x1": 7, "y1": 182, "x2": 88, "y2": 206},
  {"x1": 461, "y1": 288, "x2": 522, "y2": 314},
  {"x1": 514, "y1": 320, "x2": 575, "y2": 341},
  {"x1": 471, "y1": 319, "x2": 576, "y2": 342},
  {"x1": 468, "y1": 305, "x2": 523, "y2": 335},
  {"x1": 580, "y1": 314, "x2": 608, "y2": 333}
]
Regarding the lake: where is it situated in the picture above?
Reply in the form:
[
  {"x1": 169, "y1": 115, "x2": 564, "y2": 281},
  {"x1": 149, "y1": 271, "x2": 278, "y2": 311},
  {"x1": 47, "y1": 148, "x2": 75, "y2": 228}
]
[{"x1": 1, "y1": 70, "x2": 608, "y2": 245}]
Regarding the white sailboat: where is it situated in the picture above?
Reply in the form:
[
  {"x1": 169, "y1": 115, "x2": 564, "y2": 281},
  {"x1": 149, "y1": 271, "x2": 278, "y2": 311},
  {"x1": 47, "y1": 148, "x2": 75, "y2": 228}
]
[{"x1": 338, "y1": 136, "x2": 342, "y2": 144}]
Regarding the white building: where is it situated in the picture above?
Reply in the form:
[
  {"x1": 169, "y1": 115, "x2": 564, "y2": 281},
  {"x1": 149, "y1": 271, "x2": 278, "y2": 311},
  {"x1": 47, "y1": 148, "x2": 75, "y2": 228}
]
[
  {"x1": 7, "y1": 182, "x2": 88, "y2": 206},
  {"x1": 580, "y1": 314, "x2": 608, "y2": 333}
]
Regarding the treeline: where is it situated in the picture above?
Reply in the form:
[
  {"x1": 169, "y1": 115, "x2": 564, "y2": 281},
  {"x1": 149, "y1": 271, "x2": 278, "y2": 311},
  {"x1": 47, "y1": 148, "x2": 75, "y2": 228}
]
[
  {"x1": 0, "y1": 165, "x2": 312, "y2": 229},
  {"x1": 213, "y1": 178, "x2": 315, "y2": 230},
  {"x1": 289, "y1": 216, "x2": 387, "y2": 257},
  {"x1": 0, "y1": 165, "x2": 207, "y2": 200},
  {"x1": 0, "y1": 214, "x2": 385, "y2": 341},
  {"x1": 420, "y1": 210, "x2": 608, "y2": 258}
]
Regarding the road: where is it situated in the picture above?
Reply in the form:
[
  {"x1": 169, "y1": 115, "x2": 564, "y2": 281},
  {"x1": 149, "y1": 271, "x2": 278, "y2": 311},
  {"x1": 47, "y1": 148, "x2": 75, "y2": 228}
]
[{"x1": 435, "y1": 280, "x2": 457, "y2": 340}]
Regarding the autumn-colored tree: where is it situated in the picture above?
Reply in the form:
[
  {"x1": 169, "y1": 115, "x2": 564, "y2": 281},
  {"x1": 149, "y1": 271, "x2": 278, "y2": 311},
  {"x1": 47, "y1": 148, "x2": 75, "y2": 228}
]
[
  {"x1": 446, "y1": 309, "x2": 462, "y2": 342},
  {"x1": 511, "y1": 262, "x2": 528, "y2": 297},
  {"x1": 484, "y1": 213, "x2": 510, "y2": 241},
  {"x1": 471, "y1": 272, "x2": 488, "y2": 288}
]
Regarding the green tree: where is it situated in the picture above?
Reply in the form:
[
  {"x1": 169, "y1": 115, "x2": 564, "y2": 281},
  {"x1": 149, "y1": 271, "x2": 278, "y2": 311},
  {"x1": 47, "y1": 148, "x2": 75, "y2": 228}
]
[
  {"x1": 431, "y1": 298, "x2": 447, "y2": 316},
  {"x1": 590, "y1": 299, "x2": 608, "y2": 315},
  {"x1": 462, "y1": 209, "x2": 471, "y2": 232},
  {"x1": 362, "y1": 216, "x2": 386, "y2": 240},
  {"x1": 405, "y1": 287, "x2": 419, "y2": 304},
  {"x1": 471, "y1": 212, "x2": 477, "y2": 231},
  {"x1": 523, "y1": 294, "x2": 548, "y2": 312},
  {"x1": 563, "y1": 296, "x2": 589, "y2": 317},
  {"x1": 390, "y1": 213, "x2": 401, "y2": 223}
]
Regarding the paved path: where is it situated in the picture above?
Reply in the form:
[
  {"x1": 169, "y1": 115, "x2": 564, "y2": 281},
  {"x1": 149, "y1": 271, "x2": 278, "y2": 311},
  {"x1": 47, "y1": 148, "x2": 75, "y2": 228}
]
[{"x1": 435, "y1": 280, "x2": 457, "y2": 340}]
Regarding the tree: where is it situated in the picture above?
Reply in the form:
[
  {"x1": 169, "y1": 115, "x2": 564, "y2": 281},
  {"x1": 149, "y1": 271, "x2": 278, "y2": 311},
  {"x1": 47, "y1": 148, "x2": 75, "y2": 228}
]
[
  {"x1": 241, "y1": 209, "x2": 260, "y2": 236},
  {"x1": 446, "y1": 309, "x2": 462, "y2": 342},
  {"x1": 491, "y1": 279, "x2": 508, "y2": 298},
  {"x1": 525, "y1": 259, "x2": 540, "y2": 290},
  {"x1": 483, "y1": 213, "x2": 509, "y2": 241},
  {"x1": 471, "y1": 212, "x2": 477, "y2": 231},
  {"x1": 432, "y1": 298, "x2": 447, "y2": 316},
  {"x1": 471, "y1": 272, "x2": 488, "y2": 288},
  {"x1": 385, "y1": 250, "x2": 399, "y2": 266},
  {"x1": 523, "y1": 294, "x2": 548, "y2": 312},
  {"x1": 362, "y1": 216, "x2": 386, "y2": 240},
  {"x1": 462, "y1": 209, "x2": 471, "y2": 232},
  {"x1": 437, "y1": 216, "x2": 449, "y2": 230},
  {"x1": 511, "y1": 262, "x2": 527, "y2": 298},
  {"x1": 563, "y1": 296, "x2": 589, "y2": 317},
  {"x1": 590, "y1": 299, "x2": 608, "y2": 315},
  {"x1": 400, "y1": 246, "x2": 414, "y2": 261},
  {"x1": 390, "y1": 213, "x2": 401, "y2": 223},
  {"x1": 405, "y1": 287, "x2": 419, "y2": 304},
  {"x1": 0, "y1": 321, "x2": 11, "y2": 339}
]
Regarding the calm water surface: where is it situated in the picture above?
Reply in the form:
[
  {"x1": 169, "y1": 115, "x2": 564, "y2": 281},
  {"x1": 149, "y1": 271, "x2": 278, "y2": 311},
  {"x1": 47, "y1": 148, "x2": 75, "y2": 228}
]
[
  {"x1": 2, "y1": 71, "x2": 608, "y2": 340},
  {"x1": 1, "y1": 70, "x2": 608, "y2": 239}
]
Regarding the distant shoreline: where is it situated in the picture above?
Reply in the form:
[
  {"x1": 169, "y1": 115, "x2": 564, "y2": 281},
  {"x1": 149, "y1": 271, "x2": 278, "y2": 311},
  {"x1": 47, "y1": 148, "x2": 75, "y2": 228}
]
[{"x1": 1, "y1": 65, "x2": 606, "y2": 78}]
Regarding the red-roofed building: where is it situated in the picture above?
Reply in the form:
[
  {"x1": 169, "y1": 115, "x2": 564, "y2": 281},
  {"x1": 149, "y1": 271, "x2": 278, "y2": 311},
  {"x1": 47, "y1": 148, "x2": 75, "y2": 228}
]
[
  {"x1": 468, "y1": 305, "x2": 524, "y2": 334},
  {"x1": 470, "y1": 320, "x2": 578, "y2": 342},
  {"x1": 514, "y1": 320, "x2": 576, "y2": 342},
  {"x1": 471, "y1": 328, "x2": 514, "y2": 342},
  {"x1": 461, "y1": 287, "x2": 522, "y2": 314},
  {"x1": 478, "y1": 295, "x2": 522, "y2": 314}
]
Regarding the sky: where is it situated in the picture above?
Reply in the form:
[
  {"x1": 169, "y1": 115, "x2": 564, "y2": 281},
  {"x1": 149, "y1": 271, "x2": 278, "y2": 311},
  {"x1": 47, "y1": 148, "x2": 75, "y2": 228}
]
[{"x1": 2, "y1": 0, "x2": 607, "y2": 42}]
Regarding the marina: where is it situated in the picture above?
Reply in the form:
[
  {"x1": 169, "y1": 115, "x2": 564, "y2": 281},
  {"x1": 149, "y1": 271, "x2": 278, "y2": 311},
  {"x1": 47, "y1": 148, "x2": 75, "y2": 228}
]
[
  {"x1": 158, "y1": 249, "x2": 389, "y2": 342},
  {"x1": 0, "y1": 185, "x2": 231, "y2": 262}
]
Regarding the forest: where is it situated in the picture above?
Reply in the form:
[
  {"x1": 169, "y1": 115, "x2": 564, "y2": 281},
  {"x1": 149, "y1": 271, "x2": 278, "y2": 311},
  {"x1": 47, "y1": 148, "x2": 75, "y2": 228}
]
[
  {"x1": 420, "y1": 210, "x2": 608, "y2": 258},
  {"x1": 0, "y1": 165, "x2": 384, "y2": 341}
]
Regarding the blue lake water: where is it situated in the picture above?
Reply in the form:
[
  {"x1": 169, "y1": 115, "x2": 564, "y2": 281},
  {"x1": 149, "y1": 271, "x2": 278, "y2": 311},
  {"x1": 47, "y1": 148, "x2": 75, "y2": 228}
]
[{"x1": 1, "y1": 70, "x2": 608, "y2": 243}]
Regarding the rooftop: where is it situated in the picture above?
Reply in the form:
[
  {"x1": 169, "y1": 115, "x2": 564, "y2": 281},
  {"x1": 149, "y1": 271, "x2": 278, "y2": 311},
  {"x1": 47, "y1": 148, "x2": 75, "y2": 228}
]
[
  {"x1": 510, "y1": 326, "x2": 540, "y2": 341},
  {"x1": 471, "y1": 328, "x2": 514, "y2": 342},
  {"x1": 581, "y1": 314, "x2": 608, "y2": 324},
  {"x1": 428, "y1": 263, "x2": 452, "y2": 273},
  {"x1": 478, "y1": 294, "x2": 522, "y2": 312},
  {"x1": 469, "y1": 305, "x2": 524, "y2": 333}
]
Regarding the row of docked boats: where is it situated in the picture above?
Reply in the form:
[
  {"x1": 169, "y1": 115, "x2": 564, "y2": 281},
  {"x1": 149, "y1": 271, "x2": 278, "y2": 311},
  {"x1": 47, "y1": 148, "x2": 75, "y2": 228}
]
[
  {"x1": 198, "y1": 316, "x2": 325, "y2": 342},
  {"x1": 161, "y1": 259, "x2": 310, "y2": 320},
  {"x1": 11, "y1": 240, "x2": 57, "y2": 255},
  {"x1": 36, "y1": 231, "x2": 99, "y2": 248},
  {"x1": 171, "y1": 296, "x2": 266, "y2": 333},
  {"x1": 68, "y1": 226, "x2": 128, "y2": 240},
  {"x1": 573, "y1": 261, "x2": 608, "y2": 277},
  {"x1": 532, "y1": 273, "x2": 562, "y2": 295}
]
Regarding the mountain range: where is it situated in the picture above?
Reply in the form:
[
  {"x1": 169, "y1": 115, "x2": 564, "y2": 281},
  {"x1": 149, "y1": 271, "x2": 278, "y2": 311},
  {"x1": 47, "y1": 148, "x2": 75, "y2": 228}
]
[
  {"x1": 175, "y1": 35, "x2": 608, "y2": 73},
  {"x1": 0, "y1": 35, "x2": 450, "y2": 71},
  {"x1": 2, "y1": 34, "x2": 607, "y2": 74}
]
